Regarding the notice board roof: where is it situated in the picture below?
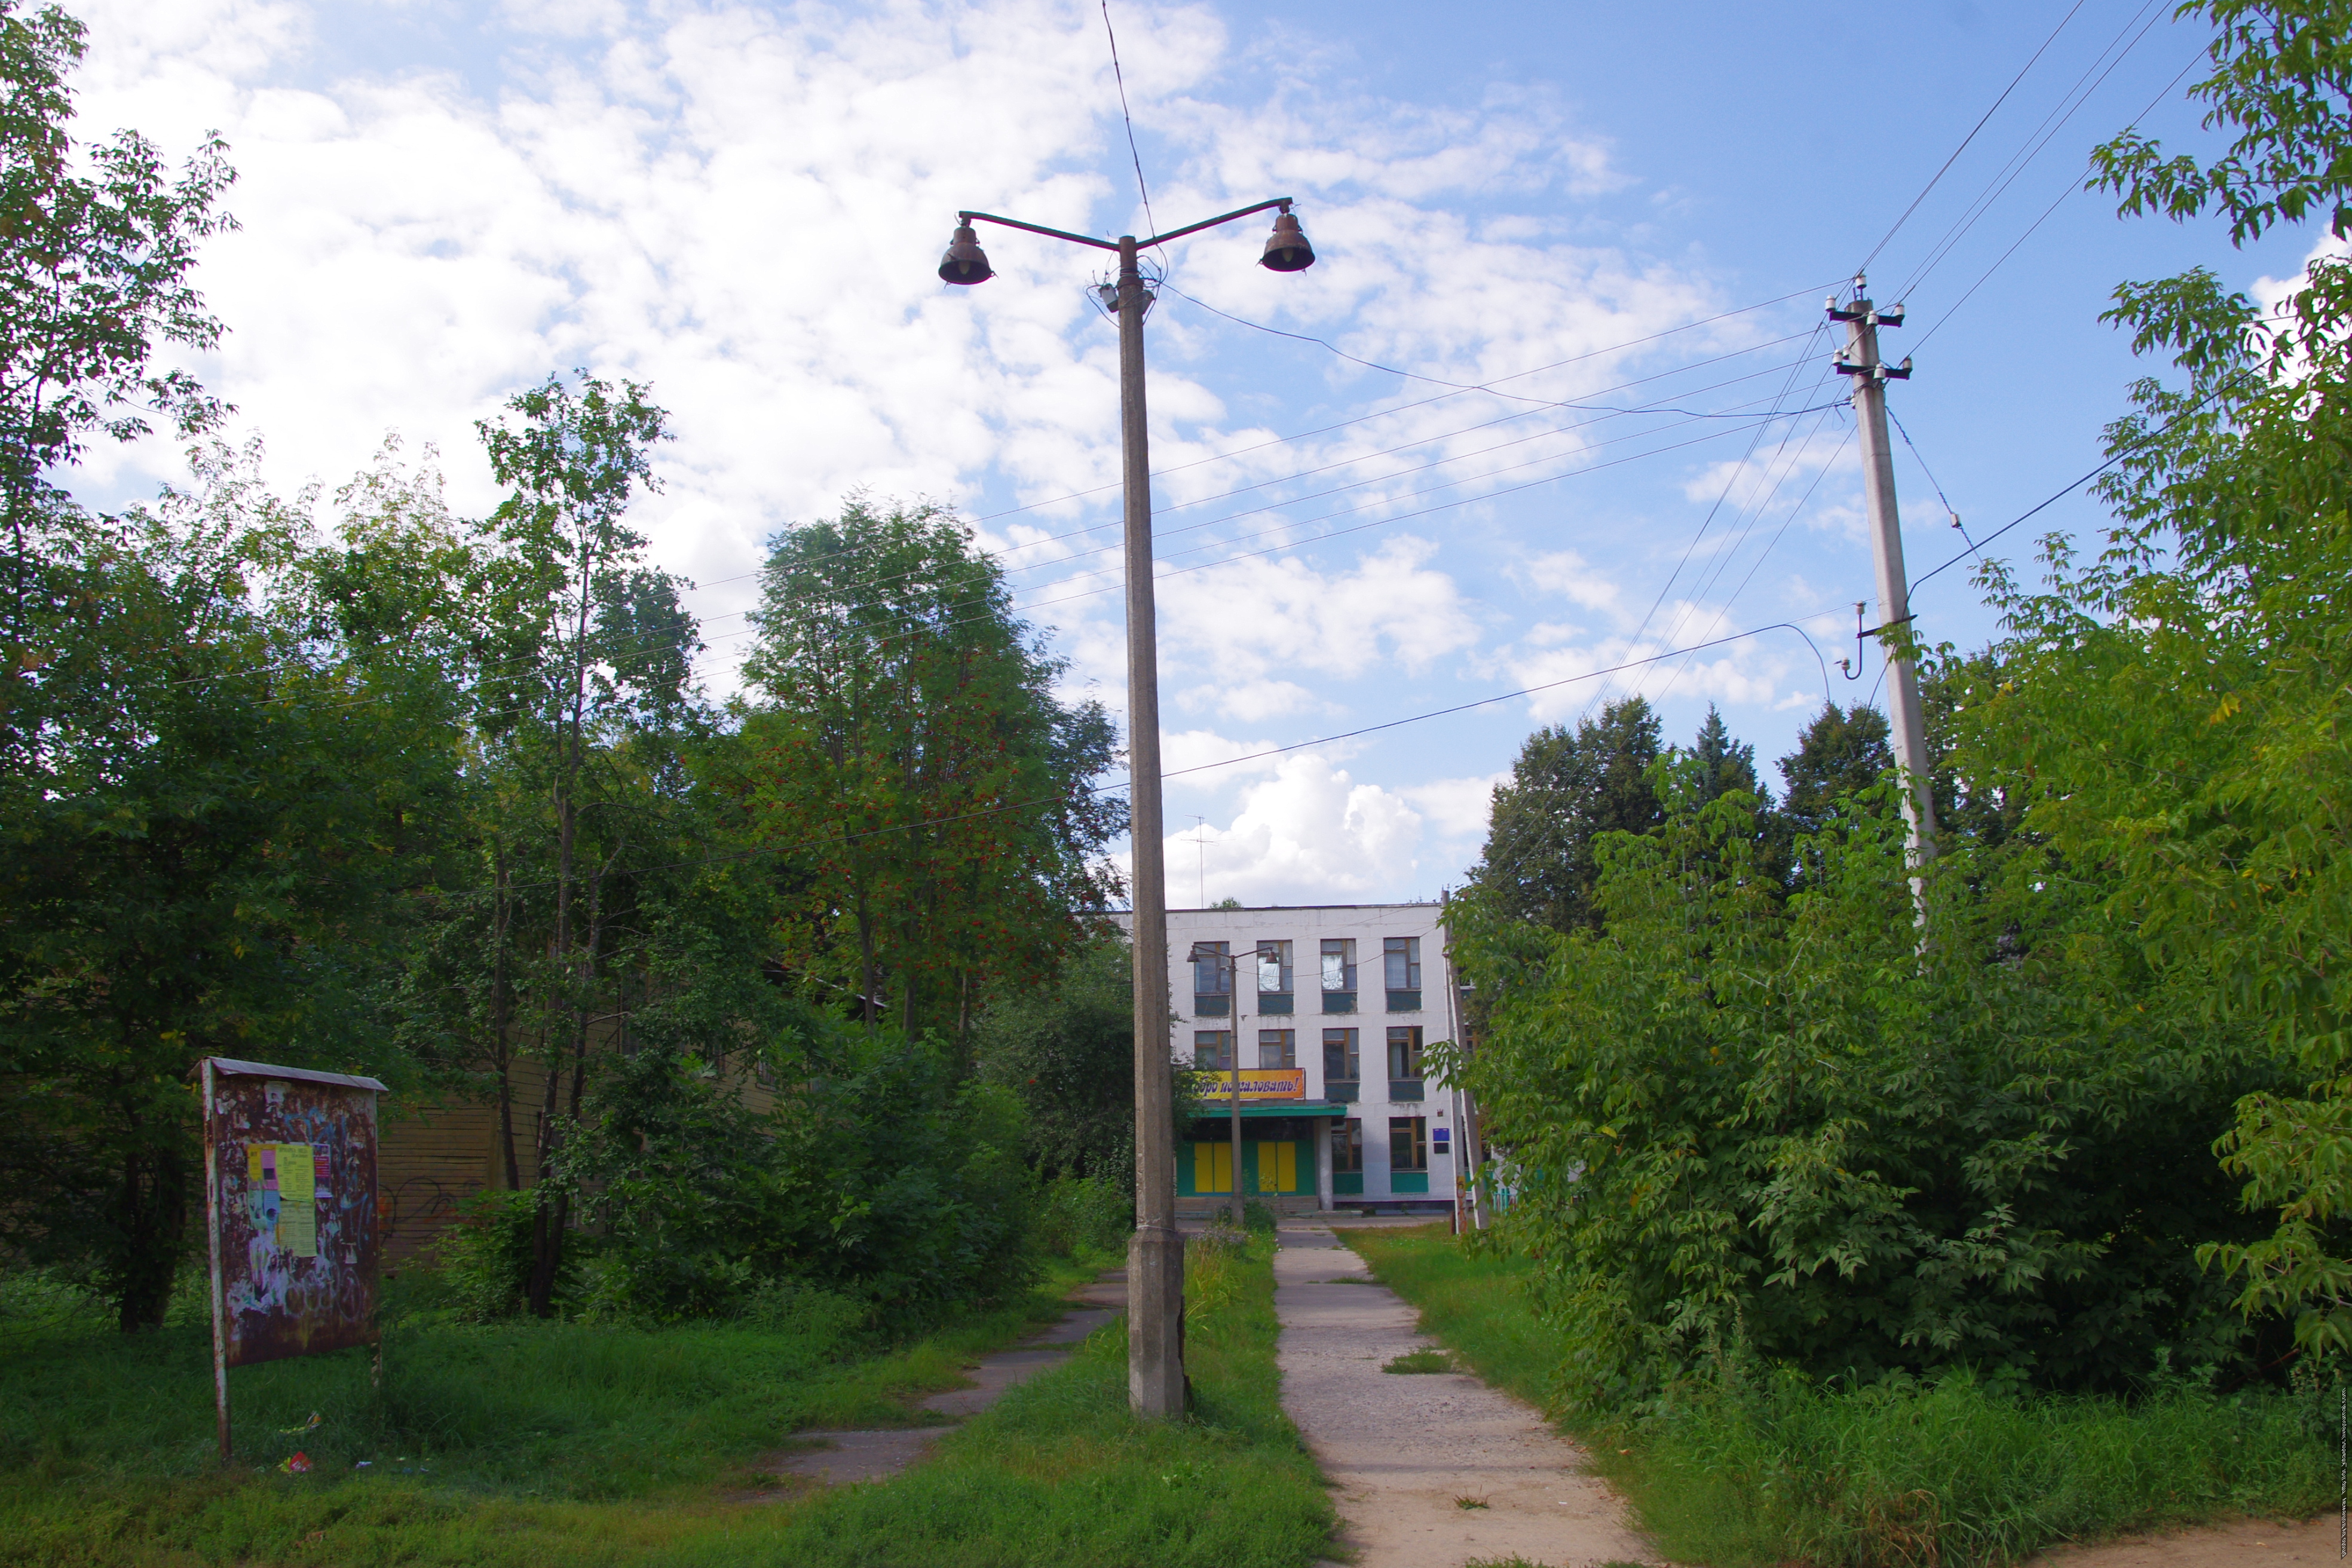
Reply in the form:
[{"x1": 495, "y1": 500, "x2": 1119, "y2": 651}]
[
  {"x1": 202, "y1": 1058, "x2": 388, "y2": 1094},
  {"x1": 1192, "y1": 1101, "x2": 1352, "y2": 1119}
]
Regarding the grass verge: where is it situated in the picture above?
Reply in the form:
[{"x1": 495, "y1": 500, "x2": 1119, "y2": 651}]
[
  {"x1": 736, "y1": 1230, "x2": 1333, "y2": 1567},
  {"x1": 1, "y1": 1236, "x2": 1331, "y2": 1567},
  {"x1": 1345, "y1": 1223, "x2": 2335, "y2": 1568},
  {"x1": 1, "y1": 1252, "x2": 1101, "y2": 1565}
]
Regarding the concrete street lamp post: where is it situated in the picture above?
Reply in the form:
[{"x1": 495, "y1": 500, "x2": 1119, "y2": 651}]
[{"x1": 937, "y1": 199, "x2": 1315, "y2": 1418}]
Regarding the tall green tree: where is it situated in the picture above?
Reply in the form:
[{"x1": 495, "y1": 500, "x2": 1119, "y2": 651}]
[
  {"x1": 468, "y1": 372, "x2": 691, "y2": 1316},
  {"x1": 1690, "y1": 703, "x2": 1762, "y2": 805},
  {"x1": 0, "y1": 443, "x2": 470, "y2": 1327},
  {"x1": 976, "y1": 929, "x2": 1135, "y2": 1181},
  {"x1": 1467, "y1": 696, "x2": 1665, "y2": 932},
  {"x1": 1775, "y1": 702, "x2": 1891, "y2": 837},
  {"x1": 0, "y1": 0, "x2": 232, "y2": 743},
  {"x1": 1927, "y1": 0, "x2": 2352, "y2": 1360},
  {"x1": 739, "y1": 495, "x2": 1123, "y2": 1056}
]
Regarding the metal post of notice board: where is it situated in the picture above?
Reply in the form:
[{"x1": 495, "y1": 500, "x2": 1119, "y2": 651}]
[{"x1": 200, "y1": 1057, "x2": 387, "y2": 1462}]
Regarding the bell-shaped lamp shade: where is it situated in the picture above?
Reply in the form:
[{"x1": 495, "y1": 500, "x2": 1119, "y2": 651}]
[
  {"x1": 938, "y1": 223, "x2": 994, "y2": 285},
  {"x1": 1260, "y1": 210, "x2": 1315, "y2": 273}
]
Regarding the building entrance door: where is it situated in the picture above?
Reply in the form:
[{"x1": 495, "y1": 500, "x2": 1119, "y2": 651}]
[{"x1": 1184, "y1": 1140, "x2": 1310, "y2": 1196}]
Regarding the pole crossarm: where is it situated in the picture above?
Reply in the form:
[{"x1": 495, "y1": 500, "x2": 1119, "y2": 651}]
[
  {"x1": 958, "y1": 211, "x2": 1121, "y2": 251},
  {"x1": 956, "y1": 196, "x2": 1297, "y2": 255}
]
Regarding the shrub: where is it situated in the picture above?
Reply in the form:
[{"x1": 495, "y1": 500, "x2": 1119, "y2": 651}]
[
  {"x1": 1448, "y1": 761, "x2": 2289, "y2": 1410},
  {"x1": 430, "y1": 1189, "x2": 547, "y2": 1322},
  {"x1": 544, "y1": 1025, "x2": 1039, "y2": 1328},
  {"x1": 1033, "y1": 1172, "x2": 1132, "y2": 1258}
]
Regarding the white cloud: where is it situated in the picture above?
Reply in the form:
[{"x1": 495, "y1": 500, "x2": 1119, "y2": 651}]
[
  {"x1": 60, "y1": 0, "x2": 1739, "y2": 728},
  {"x1": 1401, "y1": 771, "x2": 1506, "y2": 843},
  {"x1": 1504, "y1": 610, "x2": 1810, "y2": 722},
  {"x1": 1520, "y1": 549, "x2": 1622, "y2": 614},
  {"x1": 1169, "y1": 753, "x2": 1425, "y2": 902},
  {"x1": 1156, "y1": 533, "x2": 1478, "y2": 688},
  {"x1": 1161, "y1": 727, "x2": 1282, "y2": 783}
]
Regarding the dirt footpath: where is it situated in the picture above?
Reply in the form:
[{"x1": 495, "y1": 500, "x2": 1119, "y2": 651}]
[
  {"x1": 1274, "y1": 1223, "x2": 1654, "y2": 1568},
  {"x1": 2025, "y1": 1515, "x2": 2340, "y2": 1567}
]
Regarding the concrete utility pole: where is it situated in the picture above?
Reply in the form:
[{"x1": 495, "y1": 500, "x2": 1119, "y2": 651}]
[
  {"x1": 936, "y1": 195, "x2": 1315, "y2": 1420},
  {"x1": 1115, "y1": 233, "x2": 1189, "y2": 1419},
  {"x1": 1830, "y1": 280, "x2": 1936, "y2": 908}
]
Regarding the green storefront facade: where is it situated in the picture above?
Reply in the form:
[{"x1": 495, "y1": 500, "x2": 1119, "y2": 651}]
[{"x1": 1177, "y1": 1107, "x2": 1347, "y2": 1201}]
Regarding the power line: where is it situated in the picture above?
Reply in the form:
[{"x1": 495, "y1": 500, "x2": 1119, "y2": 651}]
[
  {"x1": 1891, "y1": 0, "x2": 2172, "y2": 305},
  {"x1": 1576, "y1": 323, "x2": 1835, "y2": 722},
  {"x1": 1648, "y1": 400, "x2": 1852, "y2": 700},
  {"x1": 972, "y1": 283, "x2": 1840, "y2": 530},
  {"x1": 1098, "y1": 1, "x2": 1163, "y2": 255},
  {"x1": 1655, "y1": 427, "x2": 1858, "y2": 705},
  {"x1": 489, "y1": 611, "x2": 1855, "y2": 897},
  {"x1": 1857, "y1": 0, "x2": 2091, "y2": 274},
  {"x1": 1907, "y1": 45, "x2": 2207, "y2": 353},
  {"x1": 1907, "y1": 373, "x2": 2252, "y2": 595},
  {"x1": 1646, "y1": 370, "x2": 1845, "y2": 659}
]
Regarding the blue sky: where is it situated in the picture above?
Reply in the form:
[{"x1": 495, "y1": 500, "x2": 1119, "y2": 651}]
[{"x1": 78, "y1": 0, "x2": 2316, "y2": 904}]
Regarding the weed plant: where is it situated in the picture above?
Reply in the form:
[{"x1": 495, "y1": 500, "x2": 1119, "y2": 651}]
[
  {"x1": 1349, "y1": 1224, "x2": 2333, "y2": 1568},
  {"x1": 0, "y1": 1235, "x2": 1331, "y2": 1567},
  {"x1": 745, "y1": 1231, "x2": 1333, "y2": 1567},
  {"x1": 0, "y1": 1252, "x2": 1107, "y2": 1564}
]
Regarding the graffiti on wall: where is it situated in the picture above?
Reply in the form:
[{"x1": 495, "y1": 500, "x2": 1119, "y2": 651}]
[{"x1": 204, "y1": 1061, "x2": 384, "y2": 1368}]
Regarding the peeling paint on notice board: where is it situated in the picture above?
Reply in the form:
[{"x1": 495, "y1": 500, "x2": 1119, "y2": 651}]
[{"x1": 203, "y1": 1059, "x2": 385, "y2": 1370}]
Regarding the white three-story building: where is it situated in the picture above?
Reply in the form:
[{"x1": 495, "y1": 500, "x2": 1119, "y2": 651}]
[{"x1": 1125, "y1": 902, "x2": 1463, "y2": 1217}]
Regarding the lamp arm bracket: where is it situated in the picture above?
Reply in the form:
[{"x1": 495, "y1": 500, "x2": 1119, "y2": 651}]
[
  {"x1": 1141, "y1": 197, "x2": 1295, "y2": 249},
  {"x1": 958, "y1": 211, "x2": 1121, "y2": 251}
]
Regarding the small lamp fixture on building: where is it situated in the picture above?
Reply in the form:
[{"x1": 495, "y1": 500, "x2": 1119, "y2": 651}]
[
  {"x1": 1260, "y1": 206, "x2": 1315, "y2": 272},
  {"x1": 938, "y1": 223, "x2": 993, "y2": 285}
]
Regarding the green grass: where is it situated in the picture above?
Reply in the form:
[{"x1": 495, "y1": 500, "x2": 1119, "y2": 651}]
[
  {"x1": 0, "y1": 1236, "x2": 1333, "y2": 1567},
  {"x1": 1346, "y1": 1223, "x2": 2338, "y2": 1568},
  {"x1": 737, "y1": 1232, "x2": 1333, "y2": 1567},
  {"x1": 1380, "y1": 1349, "x2": 1453, "y2": 1374}
]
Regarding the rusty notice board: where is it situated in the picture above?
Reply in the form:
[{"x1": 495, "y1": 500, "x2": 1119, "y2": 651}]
[{"x1": 201, "y1": 1057, "x2": 386, "y2": 1457}]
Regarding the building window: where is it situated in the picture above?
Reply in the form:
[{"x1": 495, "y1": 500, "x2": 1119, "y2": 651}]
[
  {"x1": 1322, "y1": 1028, "x2": 1359, "y2": 1080},
  {"x1": 1384, "y1": 936, "x2": 1423, "y2": 1010},
  {"x1": 1195, "y1": 1030, "x2": 1235, "y2": 1072},
  {"x1": 1387, "y1": 1025, "x2": 1423, "y2": 1079},
  {"x1": 1322, "y1": 1028, "x2": 1359, "y2": 1102},
  {"x1": 1320, "y1": 938, "x2": 1356, "y2": 1012},
  {"x1": 1257, "y1": 940, "x2": 1293, "y2": 995},
  {"x1": 1331, "y1": 1117, "x2": 1364, "y2": 1172},
  {"x1": 1193, "y1": 939, "x2": 1232, "y2": 1016},
  {"x1": 1258, "y1": 1029, "x2": 1296, "y2": 1069},
  {"x1": 1389, "y1": 1116, "x2": 1428, "y2": 1171}
]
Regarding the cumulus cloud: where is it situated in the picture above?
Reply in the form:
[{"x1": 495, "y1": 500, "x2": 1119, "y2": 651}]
[
  {"x1": 1156, "y1": 534, "x2": 1478, "y2": 691},
  {"x1": 1401, "y1": 771, "x2": 1507, "y2": 844},
  {"x1": 1168, "y1": 753, "x2": 1425, "y2": 904},
  {"x1": 63, "y1": 0, "x2": 1747, "y2": 719},
  {"x1": 54, "y1": 0, "x2": 1836, "y2": 903}
]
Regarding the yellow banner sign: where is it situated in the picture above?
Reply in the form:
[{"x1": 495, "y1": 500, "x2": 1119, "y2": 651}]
[{"x1": 1198, "y1": 1068, "x2": 1304, "y2": 1101}]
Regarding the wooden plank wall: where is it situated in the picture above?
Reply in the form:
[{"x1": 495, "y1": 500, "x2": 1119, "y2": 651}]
[{"x1": 379, "y1": 1050, "x2": 782, "y2": 1267}]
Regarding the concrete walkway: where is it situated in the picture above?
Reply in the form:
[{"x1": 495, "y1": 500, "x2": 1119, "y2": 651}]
[
  {"x1": 764, "y1": 1269, "x2": 1126, "y2": 1486},
  {"x1": 1275, "y1": 1223, "x2": 1655, "y2": 1568}
]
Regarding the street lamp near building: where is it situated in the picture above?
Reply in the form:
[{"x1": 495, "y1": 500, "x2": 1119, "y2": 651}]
[
  {"x1": 1187, "y1": 940, "x2": 1280, "y2": 1228},
  {"x1": 937, "y1": 197, "x2": 1316, "y2": 1419}
]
